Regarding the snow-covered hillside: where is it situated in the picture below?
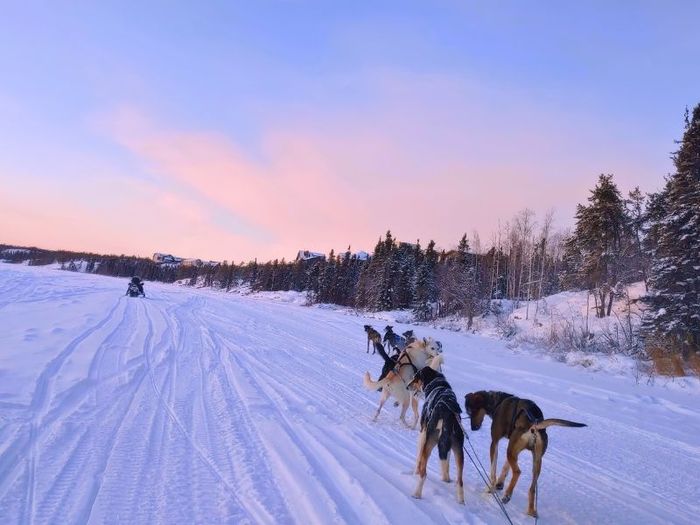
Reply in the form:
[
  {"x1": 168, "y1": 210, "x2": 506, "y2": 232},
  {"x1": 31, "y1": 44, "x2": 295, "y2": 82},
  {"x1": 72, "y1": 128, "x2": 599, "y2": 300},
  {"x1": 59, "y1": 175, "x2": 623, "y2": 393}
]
[{"x1": 1, "y1": 264, "x2": 699, "y2": 524}]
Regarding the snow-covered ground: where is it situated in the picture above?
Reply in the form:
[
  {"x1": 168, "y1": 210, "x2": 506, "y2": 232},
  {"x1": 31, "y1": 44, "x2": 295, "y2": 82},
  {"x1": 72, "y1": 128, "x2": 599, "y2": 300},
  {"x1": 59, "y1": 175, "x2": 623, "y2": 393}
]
[{"x1": 1, "y1": 264, "x2": 699, "y2": 524}]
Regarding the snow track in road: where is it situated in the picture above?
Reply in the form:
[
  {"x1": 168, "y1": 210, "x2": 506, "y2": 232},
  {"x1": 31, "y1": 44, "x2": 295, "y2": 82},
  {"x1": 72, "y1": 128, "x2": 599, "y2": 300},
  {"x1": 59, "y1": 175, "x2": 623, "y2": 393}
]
[{"x1": 1, "y1": 264, "x2": 699, "y2": 524}]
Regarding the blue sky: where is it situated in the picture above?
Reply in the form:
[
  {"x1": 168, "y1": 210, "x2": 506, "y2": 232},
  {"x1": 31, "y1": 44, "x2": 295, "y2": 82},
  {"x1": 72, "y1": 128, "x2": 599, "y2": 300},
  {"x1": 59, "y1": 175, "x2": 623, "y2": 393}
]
[{"x1": 1, "y1": 1, "x2": 698, "y2": 260}]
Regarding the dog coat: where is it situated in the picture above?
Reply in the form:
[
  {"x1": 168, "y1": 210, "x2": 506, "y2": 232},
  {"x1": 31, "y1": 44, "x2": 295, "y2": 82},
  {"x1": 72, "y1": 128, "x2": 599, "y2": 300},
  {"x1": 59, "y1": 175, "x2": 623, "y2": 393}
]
[{"x1": 421, "y1": 376, "x2": 461, "y2": 430}]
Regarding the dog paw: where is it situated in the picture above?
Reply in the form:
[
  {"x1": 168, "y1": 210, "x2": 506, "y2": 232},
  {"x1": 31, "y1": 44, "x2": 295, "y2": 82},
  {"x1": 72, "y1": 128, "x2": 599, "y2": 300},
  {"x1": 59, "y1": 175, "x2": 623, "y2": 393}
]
[
  {"x1": 527, "y1": 509, "x2": 538, "y2": 518},
  {"x1": 412, "y1": 493, "x2": 422, "y2": 500},
  {"x1": 495, "y1": 481, "x2": 504, "y2": 490},
  {"x1": 501, "y1": 495, "x2": 511, "y2": 504},
  {"x1": 442, "y1": 477, "x2": 452, "y2": 483}
]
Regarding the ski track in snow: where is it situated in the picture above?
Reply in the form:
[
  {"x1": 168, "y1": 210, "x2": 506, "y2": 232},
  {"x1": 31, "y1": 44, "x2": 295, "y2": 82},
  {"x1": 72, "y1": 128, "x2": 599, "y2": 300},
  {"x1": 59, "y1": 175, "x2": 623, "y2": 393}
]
[{"x1": 1, "y1": 264, "x2": 699, "y2": 524}]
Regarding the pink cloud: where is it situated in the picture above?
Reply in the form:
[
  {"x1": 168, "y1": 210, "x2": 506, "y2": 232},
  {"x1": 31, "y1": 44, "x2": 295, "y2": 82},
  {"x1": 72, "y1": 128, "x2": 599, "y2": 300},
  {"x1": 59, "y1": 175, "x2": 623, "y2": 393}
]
[
  {"x1": 0, "y1": 161, "x2": 260, "y2": 261},
  {"x1": 88, "y1": 73, "x2": 666, "y2": 261}
]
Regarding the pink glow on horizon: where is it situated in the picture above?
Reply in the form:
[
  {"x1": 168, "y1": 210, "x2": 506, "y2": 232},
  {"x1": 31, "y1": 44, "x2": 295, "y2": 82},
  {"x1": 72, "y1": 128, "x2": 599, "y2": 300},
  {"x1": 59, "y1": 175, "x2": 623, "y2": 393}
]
[{"x1": 3, "y1": 75, "x2": 663, "y2": 262}]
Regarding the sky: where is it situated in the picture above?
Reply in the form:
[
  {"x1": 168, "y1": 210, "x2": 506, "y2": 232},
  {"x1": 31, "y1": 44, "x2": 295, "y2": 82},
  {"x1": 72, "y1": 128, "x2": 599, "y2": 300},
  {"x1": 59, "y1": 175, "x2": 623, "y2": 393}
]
[{"x1": 1, "y1": 1, "x2": 699, "y2": 262}]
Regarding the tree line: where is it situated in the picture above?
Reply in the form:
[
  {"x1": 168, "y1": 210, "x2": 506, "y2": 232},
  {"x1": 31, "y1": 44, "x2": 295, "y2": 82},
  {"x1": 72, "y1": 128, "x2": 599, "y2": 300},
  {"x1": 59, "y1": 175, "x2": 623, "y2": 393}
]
[{"x1": 2, "y1": 104, "x2": 698, "y2": 356}]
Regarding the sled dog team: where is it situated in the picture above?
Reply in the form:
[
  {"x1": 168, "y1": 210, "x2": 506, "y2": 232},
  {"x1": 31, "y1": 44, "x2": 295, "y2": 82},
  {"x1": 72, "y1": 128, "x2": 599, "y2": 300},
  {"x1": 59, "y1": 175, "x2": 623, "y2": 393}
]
[{"x1": 363, "y1": 324, "x2": 586, "y2": 518}]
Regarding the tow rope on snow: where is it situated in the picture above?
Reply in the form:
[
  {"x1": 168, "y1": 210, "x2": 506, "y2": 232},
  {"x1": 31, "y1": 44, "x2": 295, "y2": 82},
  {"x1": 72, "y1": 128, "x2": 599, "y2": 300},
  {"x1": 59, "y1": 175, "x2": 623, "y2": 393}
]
[{"x1": 455, "y1": 414, "x2": 515, "y2": 525}]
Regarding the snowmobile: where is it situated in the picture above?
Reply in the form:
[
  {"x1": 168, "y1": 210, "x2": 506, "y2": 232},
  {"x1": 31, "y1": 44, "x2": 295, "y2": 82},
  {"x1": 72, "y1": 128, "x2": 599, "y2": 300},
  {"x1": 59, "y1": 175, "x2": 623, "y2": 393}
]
[{"x1": 126, "y1": 276, "x2": 146, "y2": 298}]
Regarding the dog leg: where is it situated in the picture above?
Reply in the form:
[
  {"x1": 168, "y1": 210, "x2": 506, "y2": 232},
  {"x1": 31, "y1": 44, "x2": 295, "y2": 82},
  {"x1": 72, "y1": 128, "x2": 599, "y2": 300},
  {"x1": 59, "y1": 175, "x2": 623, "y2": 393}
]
[
  {"x1": 410, "y1": 395, "x2": 419, "y2": 429},
  {"x1": 440, "y1": 455, "x2": 451, "y2": 483},
  {"x1": 436, "y1": 420, "x2": 451, "y2": 483},
  {"x1": 496, "y1": 459, "x2": 510, "y2": 490},
  {"x1": 413, "y1": 437, "x2": 437, "y2": 499},
  {"x1": 527, "y1": 441, "x2": 543, "y2": 517},
  {"x1": 502, "y1": 444, "x2": 522, "y2": 505},
  {"x1": 373, "y1": 389, "x2": 390, "y2": 421},
  {"x1": 415, "y1": 428, "x2": 426, "y2": 474},
  {"x1": 488, "y1": 439, "x2": 499, "y2": 492},
  {"x1": 452, "y1": 441, "x2": 465, "y2": 504},
  {"x1": 400, "y1": 397, "x2": 412, "y2": 427}
]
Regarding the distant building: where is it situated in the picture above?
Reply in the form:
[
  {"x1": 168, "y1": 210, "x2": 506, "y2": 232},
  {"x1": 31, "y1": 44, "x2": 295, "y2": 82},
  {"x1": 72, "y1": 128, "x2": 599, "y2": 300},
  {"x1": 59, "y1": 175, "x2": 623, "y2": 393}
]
[
  {"x1": 181, "y1": 258, "x2": 203, "y2": 267},
  {"x1": 153, "y1": 253, "x2": 180, "y2": 264},
  {"x1": 295, "y1": 250, "x2": 326, "y2": 262},
  {"x1": 153, "y1": 252, "x2": 219, "y2": 267}
]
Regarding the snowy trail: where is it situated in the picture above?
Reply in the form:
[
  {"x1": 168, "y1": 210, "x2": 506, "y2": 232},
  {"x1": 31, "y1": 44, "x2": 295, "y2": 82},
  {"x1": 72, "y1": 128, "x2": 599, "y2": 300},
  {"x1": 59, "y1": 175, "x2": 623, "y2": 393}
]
[{"x1": 1, "y1": 265, "x2": 699, "y2": 524}]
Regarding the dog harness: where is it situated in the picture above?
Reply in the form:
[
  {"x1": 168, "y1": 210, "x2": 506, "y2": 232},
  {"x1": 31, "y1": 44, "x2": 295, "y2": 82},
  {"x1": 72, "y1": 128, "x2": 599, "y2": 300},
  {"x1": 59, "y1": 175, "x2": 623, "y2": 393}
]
[
  {"x1": 486, "y1": 394, "x2": 524, "y2": 438},
  {"x1": 395, "y1": 349, "x2": 439, "y2": 383},
  {"x1": 502, "y1": 398, "x2": 541, "y2": 438},
  {"x1": 398, "y1": 351, "x2": 418, "y2": 374},
  {"x1": 421, "y1": 376, "x2": 462, "y2": 430}
]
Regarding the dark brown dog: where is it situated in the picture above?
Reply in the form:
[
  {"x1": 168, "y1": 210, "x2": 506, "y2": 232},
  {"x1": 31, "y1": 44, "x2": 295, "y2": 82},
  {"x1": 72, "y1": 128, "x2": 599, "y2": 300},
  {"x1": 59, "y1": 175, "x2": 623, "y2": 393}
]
[
  {"x1": 363, "y1": 325, "x2": 383, "y2": 354},
  {"x1": 464, "y1": 390, "x2": 586, "y2": 518}
]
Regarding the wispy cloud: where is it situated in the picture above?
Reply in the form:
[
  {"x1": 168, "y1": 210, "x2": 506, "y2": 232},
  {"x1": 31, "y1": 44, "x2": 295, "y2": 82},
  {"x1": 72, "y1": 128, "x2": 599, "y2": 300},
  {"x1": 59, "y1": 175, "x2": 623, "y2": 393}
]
[{"x1": 94, "y1": 70, "x2": 663, "y2": 261}]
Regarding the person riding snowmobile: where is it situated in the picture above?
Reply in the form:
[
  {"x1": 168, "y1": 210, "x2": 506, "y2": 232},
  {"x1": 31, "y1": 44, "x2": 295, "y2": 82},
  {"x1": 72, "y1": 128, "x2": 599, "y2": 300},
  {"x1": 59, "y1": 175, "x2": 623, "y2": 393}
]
[{"x1": 126, "y1": 276, "x2": 145, "y2": 297}]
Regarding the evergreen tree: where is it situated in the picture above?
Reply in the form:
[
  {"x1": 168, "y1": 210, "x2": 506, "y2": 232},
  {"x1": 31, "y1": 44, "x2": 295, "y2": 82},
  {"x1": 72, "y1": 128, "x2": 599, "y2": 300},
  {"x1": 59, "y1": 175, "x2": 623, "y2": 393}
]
[
  {"x1": 317, "y1": 250, "x2": 336, "y2": 303},
  {"x1": 375, "y1": 232, "x2": 396, "y2": 310},
  {"x1": 414, "y1": 240, "x2": 438, "y2": 320},
  {"x1": 644, "y1": 105, "x2": 700, "y2": 354},
  {"x1": 394, "y1": 242, "x2": 417, "y2": 309},
  {"x1": 457, "y1": 233, "x2": 469, "y2": 264},
  {"x1": 439, "y1": 234, "x2": 484, "y2": 327},
  {"x1": 355, "y1": 237, "x2": 384, "y2": 309},
  {"x1": 562, "y1": 174, "x2": 631, "y2": 316},
  {"x1": 625, "y1": 187, "x2": 649, "y2": 289}
]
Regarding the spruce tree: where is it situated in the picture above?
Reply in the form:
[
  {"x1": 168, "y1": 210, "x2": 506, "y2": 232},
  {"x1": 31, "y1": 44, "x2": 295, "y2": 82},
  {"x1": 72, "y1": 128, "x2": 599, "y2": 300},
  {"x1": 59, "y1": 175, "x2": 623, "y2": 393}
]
[
  {"x1": 394, "y1": 241, "x2": 417, "y2": 309},
  {"x1": 414, "y1": 240, "x2": 438, "y2": 320},
  {"x1": 625, "y1": 187, "x2": 649, "y2": 289},
  {"x1": 644, "y1": 105, "x2": 700, "y2": 354},
  {"x1": 562, "y1": 174, "x2": 631, "y2": 316},
  {"x1": 317, "y1": 250, "x2": 336, "y2": 303},
  {"x1": 375, "y1": 232, "x2": 396, "y2": 310}
]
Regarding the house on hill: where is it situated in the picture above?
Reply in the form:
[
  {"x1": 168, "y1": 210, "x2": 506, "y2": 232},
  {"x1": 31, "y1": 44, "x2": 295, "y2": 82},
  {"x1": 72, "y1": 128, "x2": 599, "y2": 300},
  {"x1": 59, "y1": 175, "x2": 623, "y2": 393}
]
[
  {"x1": 295, "y1": 250, "x2": 325, "y2": 262},
  {"x1": 153, "y1": 253, "x2": 183, "y2": 264}
]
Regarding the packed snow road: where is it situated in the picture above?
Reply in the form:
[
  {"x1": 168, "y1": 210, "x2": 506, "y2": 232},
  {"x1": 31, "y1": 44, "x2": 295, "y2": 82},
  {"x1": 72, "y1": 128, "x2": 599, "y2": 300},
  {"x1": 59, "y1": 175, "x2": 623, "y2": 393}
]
[{"x1": 1, "y1": 264, "x2": 699, "y2": 524}]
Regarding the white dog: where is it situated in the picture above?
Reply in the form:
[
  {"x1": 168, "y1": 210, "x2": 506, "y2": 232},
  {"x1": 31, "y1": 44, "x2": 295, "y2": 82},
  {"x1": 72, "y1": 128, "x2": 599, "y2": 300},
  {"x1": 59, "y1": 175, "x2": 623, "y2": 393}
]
[{"x1": 363, "y1": 338, "x2": 443, "y2": 427}]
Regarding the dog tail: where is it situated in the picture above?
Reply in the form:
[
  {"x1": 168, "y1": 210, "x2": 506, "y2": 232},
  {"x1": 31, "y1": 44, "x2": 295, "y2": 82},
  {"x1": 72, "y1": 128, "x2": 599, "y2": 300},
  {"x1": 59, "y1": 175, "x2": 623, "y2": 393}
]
[
  {"x1": 363, "y1": 371, "x2": 389, "y2": 390},
  {"x1": 373, "y1": 341, "x2": 394, "y2": 366},
  {"x1": 533, "y1": 418, "x2": 587, "y2": 430}
]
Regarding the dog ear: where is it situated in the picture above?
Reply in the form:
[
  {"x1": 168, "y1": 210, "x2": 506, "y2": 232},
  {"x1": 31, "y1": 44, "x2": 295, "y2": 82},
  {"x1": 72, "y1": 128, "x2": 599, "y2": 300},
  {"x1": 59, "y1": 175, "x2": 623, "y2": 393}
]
[{"x1": 465, "y1": 392, "x2": 481, "y2": 408}]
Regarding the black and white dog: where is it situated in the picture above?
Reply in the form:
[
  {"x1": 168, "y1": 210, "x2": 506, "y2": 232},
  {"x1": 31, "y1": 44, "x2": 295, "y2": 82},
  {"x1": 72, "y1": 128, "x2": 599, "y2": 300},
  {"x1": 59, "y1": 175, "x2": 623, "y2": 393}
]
[
  {"x1": 384, "y1": 325, "x2": 407, "y2": 352},
  {"x1": 408, "y1": 367, "x2": 465, "y2": 504}
]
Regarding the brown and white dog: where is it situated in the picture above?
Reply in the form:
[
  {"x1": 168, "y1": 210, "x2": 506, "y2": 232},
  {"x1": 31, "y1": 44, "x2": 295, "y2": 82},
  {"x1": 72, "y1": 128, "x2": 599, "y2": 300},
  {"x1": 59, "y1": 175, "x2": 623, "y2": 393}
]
[
  {"x1": 363, "y1": 338, "x2": 442, "y2": 427},
  {"x1": 464, "y1": 390, "x2": 586, "y2": 517},
  {"x1": 407, "y1": 366, "x2": 465, "y2": 504}
]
